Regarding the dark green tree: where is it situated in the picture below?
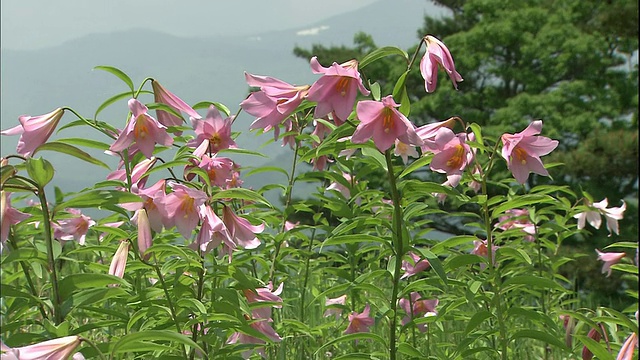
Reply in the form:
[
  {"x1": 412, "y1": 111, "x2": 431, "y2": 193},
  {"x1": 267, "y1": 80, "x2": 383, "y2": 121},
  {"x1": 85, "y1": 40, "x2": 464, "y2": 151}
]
[{"x1": 294, "y1": 0, "x2": 638, "y2": 306}]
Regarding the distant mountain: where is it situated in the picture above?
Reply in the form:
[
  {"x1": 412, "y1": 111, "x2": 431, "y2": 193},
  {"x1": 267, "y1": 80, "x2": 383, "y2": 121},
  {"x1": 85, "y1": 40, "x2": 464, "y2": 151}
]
[{"x1": 0, "y1": 0, "x2": 447, "y2": 199}]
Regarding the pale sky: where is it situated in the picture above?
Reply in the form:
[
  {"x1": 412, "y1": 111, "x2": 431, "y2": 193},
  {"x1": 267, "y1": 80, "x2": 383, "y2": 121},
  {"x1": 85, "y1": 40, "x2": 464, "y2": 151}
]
[{"x1": 1, "y1": 0, "x2": 380, "y2": 50}]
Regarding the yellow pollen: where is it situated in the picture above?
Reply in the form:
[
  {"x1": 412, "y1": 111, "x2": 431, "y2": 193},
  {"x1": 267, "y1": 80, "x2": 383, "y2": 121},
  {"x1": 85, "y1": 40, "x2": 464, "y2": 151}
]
[
  {"x1": 446, "y1": 145, "x2": 465, "y2": 168},
  {"x1": 382, "y1": 108, "x2": 394, "y2": 133},
  {"x1": 207, "y1": 168, "x2": 217, "y2": 181},
  {"x1": 180, "y1": 197, "x2": 195, "y2": 217},
  {"x1": 144, "y1": 198, "x2": 156, "y2": 210},
  {"x1": 513, "y1": 147, "x2": 528, "y2": 165},
  {"x1": 210, "y1": 134, "x2": 221, "y2": 148},
  {"x1": 133, "y1": 118, "x2": 149, "y2": 139},
  {"x1": 335, "y1": 77, "x2": 351, "y2": 96}
]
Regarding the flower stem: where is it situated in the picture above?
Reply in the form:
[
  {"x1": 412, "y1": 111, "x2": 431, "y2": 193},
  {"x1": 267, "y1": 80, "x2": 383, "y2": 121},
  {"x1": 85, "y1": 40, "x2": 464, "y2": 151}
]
[
  {"x1": 269, "y1": 136, "x2": 301, "y2": 281},
  {"x1": 385, "y1": 150, "x2": 405, "y2": 360},
  {"x1": 37, "y1": 186, "x2": 63, "y2": 325},
  {"x1": 7, "y1": 233, "x2": 49, "y2": 319},
  {"x1": 480, "y1": 146, "x2": 508, "y2": 360},
  {"x1": 189, "y1": 256, "x2": 206, "y2": 360},
  {"x1": 152, "y1": 258, "x2": 189, "y2": 359}
]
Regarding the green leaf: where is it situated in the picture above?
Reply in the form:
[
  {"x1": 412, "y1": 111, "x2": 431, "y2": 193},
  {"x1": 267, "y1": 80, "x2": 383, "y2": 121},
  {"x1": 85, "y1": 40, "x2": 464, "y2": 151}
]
[
  {"x1": 416, "y1": 248, "x2": 448, "y2": 286},
  {"x1": 211, "y1": 188, "x2": 271, "y2": 207},
  {"x1": 468, "y1": 123, "x2": 485, "y2": 153},
  {"x1": 464, "y1": 310, "x2": 493, "y2": 335},
  {"x1": 244, "y1": 166, "x2": 289, "y2": 179},
  {"x1": 399, "y1": 154, "x2": 433, "y2": 178},
  {"x1": 322, "y1": 234, "x2": 389, "y2": 249},
  {"x1": 192, "y1": 101, "x2": 231, "y2": 116},
  {"x1": 361, "y1": 146, "x2": 387, "y2": 171},
  {"x1": 491, "y1": 195, "x2": 555, "y2": 219},
  {"x1": 26, "y1": 157, "x2": 54, "y2": 187},
  {"x1": 217, "y1": 148, "x2": 268, "y2": 158},
  {"x1": 94, "y1": 91, "x2": 136, "y2": 120},
  {"x1": 369, "y1": 81, "x2": 381, "y2": 101},
  {"x1": 574, "y1": 335, "x2": 614, "y2": 360},
  {"x1": 56, "y1": 138, "x2": 111, "y2": 151},
  {"x1": 392, "y1": 71, "x2": 411, "y2": 116},
  {"x1": 1, "y1": 164, "x2": 17, "y2": 186},
  {"x1": 397, "y1": 342, "x2": 425, "y2": 357},
  {"x1": 431, "y1": 235, "x2": 478, "y2": 255},
  {"x1": 33, "y1": 142, "x2": 110, "y2": 169},
  {"x1": 314, "y1": 333, "x2": 387, "y2": 356},
  {"x1": 502, "y1": 275, "x2": 566, "y2": 292},
  {"x1": 59, "y1": 273, "x2": 129, "y2": 299},
  {"x1": 359, "y1": 46, "x2": 408, "y2": 69},
  {"x1": 57, "y1": 190, "x2": 142, "y2": 210},
  {"x1": 94, "y1": 65, "x2": 134, "y2": 94},
  {"x1": 111, "y1": 330, "x2": 204, "y2": 355},
  {"x1": 610, "y1": 264, "x2": 638, "y2": 275},
  {"x1": 604, "y1": 241, "x2": 640, "y2": 250},
  {"x1": 496, "y1": 246, "x2": 532, "y2": 265},
  {"x1": 445, "y1": 254, "x2": 486, "y2": 271},
  {"x1": 511, "y1": 330, "x2": 568, "y2": 351}
]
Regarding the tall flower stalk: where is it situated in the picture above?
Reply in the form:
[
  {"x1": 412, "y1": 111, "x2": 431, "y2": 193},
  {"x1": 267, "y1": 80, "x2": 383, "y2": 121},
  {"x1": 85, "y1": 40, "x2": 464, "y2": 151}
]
[{"x1": 385, "y1": 149, "x2": 406, "y2": 360}]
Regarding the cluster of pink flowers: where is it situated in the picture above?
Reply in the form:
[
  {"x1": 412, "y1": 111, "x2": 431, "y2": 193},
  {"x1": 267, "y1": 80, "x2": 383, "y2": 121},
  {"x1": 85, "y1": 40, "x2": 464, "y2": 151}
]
[
  {"x1": 227, "y1": 283, "x2": 283, "y2": 358},
  {"x1": 495, "y1": 208, "x2": 536, "y2": 242},
  {"x1": 574, "y1": 198, "x2": 626, "y2": 236},
  {"x1": 399, "y1": 292, "x2": 439, "y2": 332}
]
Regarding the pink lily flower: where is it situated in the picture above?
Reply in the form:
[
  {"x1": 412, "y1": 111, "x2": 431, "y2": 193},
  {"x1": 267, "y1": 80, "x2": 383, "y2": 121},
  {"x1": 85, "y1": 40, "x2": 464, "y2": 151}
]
[
  {"x1": 496, "y1": 208, "x2": 536, "y2": 242},
  {"x1": 574, "y1": 198, "x2": 626, "y2": 236},
  {"x1": 582, "y1": 327, "x2": 603, "y2": 360},
  {"x1": 184, "y1": 155, "x2": 235, "y2": 188},
  {"x1": 222, "y1": 205, "x2": 264, "y2": 249},
  {"x1": 157, "y1": 182, "x2": 208, "y2": 238},
  {"x1": 192, "y1": 205, "x2": 234, "y2": 256},
  {"x1": 500, "y1": 120, "x2": 558, "y2": 184},
  {"x1": 151, "y1": 80, "x2": 201, "y2": 128},
  {"x1": 1, "y1": 107, "x2": 65, "y2": 157},
  {"x1": 596, "y1": 249, "x2": 625, "y2": 277},
  {"x1": 280, "y1": 119, "x2": 297, "y2": 149},
  {"x1": 616, "y1": 332, "x2": 637, "y2": 360},
  {"x1": 0, "y1": 335, "x2": 82, "y2": 360},
  {"x1": 344, "y1": 304, "x2": 375, "y2": 335},
  {"x1": 244, "y1": 282, "x2": 284, "y2": 321},
  {"x1": 399, "y1": 292, "x2": 438, "y2": 332},
  {"x1": 352, "y1": 95, "x2": 423, "y2": 152},
  {"x1": 307, "y1": 57, "x2": 370, "y2": 122},
  {"x1": 394, "y1": 140, "x2": 419, "y2": 165},
  {"x1": 53, "y1": 208, "x2": 95, "y2": 245},
  {"x1": 420, "y1": 35, "x2": 463, "y2": 93},
  {"x1": 97, "y1": 221, "x2": 125, "y2": 243},
  {"x1": 324, "y1": 294, "x2": 347, "y2": 319},
  {"x1": 226, "y1": 318, "x2": 282, "y2": 359},
  {"x1": 284, "y1": 221, "x2": 299, "y2": 232},
  {"x1": 240, "y1": 72, "x2": 309, "y2": 133},
  {"x1": 135, "y1": 209, "x2": 153, "y2": 260},
  {"x1": 121, "y1": 179, "x2": 168, "y2": 233},
  {"x1": 326, "y1": 173, "x2": 354, "y2": 199},
  {"x1": 472, "y1": 239, "x2": 498, "y2": 270},
  {"x1": 400, "y1": 252, "x2": 431, "y2": 279},
  {"x1": 108, "y1": 240, "x2": 130, "y2": 279},
  {"x1": 1, "y1": 191, "x2": 31, "y2": 245},
  {"x1": 310, "y1": 153, "x2": 332, "y2": 171},
  {"x1": 106, "y1": 157, "x2": 157, "y2": 189},
  {"x1": 423, "y1": 127, "x2": 473, "y2": 187},
  {"x1": 415, "y1": 117, "x2": 459, "y2": 145},
  {"x1": 188, "y1": 105, "x2": 237, "y2": 155},
  {"x1": 109, "y1": 99, "x2": 173, "y2": 159}
]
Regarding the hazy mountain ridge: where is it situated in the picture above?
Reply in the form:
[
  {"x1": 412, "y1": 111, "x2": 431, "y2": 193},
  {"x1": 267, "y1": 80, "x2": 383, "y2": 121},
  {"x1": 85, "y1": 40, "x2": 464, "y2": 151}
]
[{"x1": 0, "y1": 0, "x2": 446, "y2": 197}]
